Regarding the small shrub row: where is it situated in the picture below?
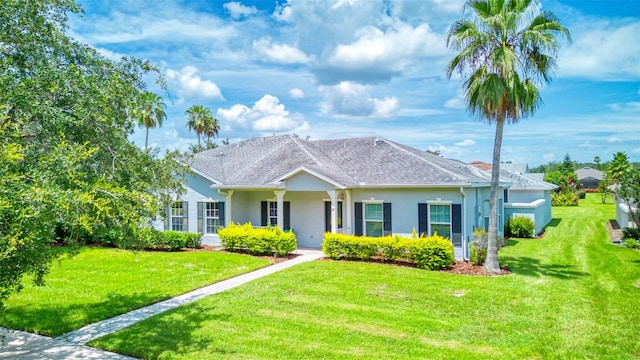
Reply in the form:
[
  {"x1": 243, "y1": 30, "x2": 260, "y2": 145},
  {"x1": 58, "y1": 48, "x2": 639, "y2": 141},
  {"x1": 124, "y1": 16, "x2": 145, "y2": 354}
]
[
  {"x1": 552, "y1": 191, "x2": 579, "y2": 206},
  {"x1": 218, "y1": 222, "x2": 297, "y2": 257},
  {"x1": 505, "y1": 216, "x2": 535, "y2": 238},
  {"x1": 469, "y1": 228, "x2": 507, "y2": 266},
  {"x1": 622, "y1": 227, "x2": 640, "y2": 241},
  {"x1": 322, "y1": 233, "x2": 454, "y2": 270},
  {"x1": 137, "y1": 228, "x2": 201, "y2": 251}
]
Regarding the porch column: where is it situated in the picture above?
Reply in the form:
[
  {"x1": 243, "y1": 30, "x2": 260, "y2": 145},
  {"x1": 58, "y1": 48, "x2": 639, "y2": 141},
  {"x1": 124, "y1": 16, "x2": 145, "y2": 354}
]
[
  {"x1": 225, "y1": 190, "x2": 234, "y2": 227},
  {"x1": 345, "y1": 190, "x2": 352, "y2": 235},
  {"x1": 274, "y1": 190, "x2": 286, "y2": 229},
  {"x1": 327, "y1": 190, "x2": 338, "y2": 233}
]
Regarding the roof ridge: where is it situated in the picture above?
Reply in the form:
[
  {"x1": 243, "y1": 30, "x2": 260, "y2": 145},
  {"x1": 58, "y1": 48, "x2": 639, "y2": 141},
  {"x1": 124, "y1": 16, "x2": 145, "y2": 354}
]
[
  {"x1": 289, "y1": 135, "x2": 324, "y2": 166},
  {"x1": 380, "y1": 138, "x2": 472, "y2": 182}
]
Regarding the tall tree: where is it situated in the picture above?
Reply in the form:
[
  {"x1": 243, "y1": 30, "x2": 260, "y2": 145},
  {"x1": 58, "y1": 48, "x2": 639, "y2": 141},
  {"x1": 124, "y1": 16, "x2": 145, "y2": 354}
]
[
  {"x1": 204, "y1": 116, "x2": 220, "y2": 147},
  {"x1": 185, "y1": 105, "x2": 215, "y2": 148},
  {"x1": 0, "y1": 0, "x2": 187, "y2": 305},
  {"x1": 607, "y1": 151, "x2": 632, "y2": 185},
  {"x1": 446, "y1": 0, "x2": 570, "y2": 274},
  {"x1": 594, "y1": 156, "x2": 601, "y2": 170},
  {"x1": 135, "y1": 91, "x2": 166, "y2": 150}
]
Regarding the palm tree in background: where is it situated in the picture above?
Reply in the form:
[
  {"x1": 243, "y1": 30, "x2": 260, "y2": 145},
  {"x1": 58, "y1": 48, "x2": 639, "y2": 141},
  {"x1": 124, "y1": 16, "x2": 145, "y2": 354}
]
[
  {"x1": 446, "y1": 0, "x2": 570, "y2": 274},
  {"x1": 185, "y1": 105, "x2": 215, "y2": 148},
  {"x1": 135, "y1": 91, "x2": 166, "y2": 150},
  {"x1": 204, "y1": 116, "x2": 220, "y2": 147}
]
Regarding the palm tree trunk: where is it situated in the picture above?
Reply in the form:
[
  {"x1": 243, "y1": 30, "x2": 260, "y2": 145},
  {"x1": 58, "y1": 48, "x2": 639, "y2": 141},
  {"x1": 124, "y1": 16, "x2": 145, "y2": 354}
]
[
  {"x1": 485, "y1": 119, "x2": 504, "y2": 274},
  {"x1": 145, "y1": 127, "x2": 149, "y2": 150}
]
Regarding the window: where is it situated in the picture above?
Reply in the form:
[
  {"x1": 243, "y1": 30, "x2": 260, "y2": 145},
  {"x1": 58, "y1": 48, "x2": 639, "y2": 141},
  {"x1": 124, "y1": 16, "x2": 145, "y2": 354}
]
[
  {"x1": 364, "y1": 203, "x2": 383, "y2": 237},
  {"x1": 325, "y1": 201, "x2": 343, "y2": 231},
  {"x1": 429, "y1": 204, "x2": 451, "y2": 239},
  {"x1": 205, "y1": 202, "x2": 221, "y2": 234},
  {"x1": 484, "y1": 199, "x2": 503, "y2": 233},
  {"x1": 171, "y1": 202, "x2": 185, "y2": 232},
  {"x1": 268, "y1": 201, "x2": 278, "y2": 226}
]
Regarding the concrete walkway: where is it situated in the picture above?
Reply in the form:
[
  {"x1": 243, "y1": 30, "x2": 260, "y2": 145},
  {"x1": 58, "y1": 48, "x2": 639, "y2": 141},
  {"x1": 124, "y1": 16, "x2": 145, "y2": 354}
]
[{"x1": 0, "y1": 249, "x2": 323, "y2": 359}]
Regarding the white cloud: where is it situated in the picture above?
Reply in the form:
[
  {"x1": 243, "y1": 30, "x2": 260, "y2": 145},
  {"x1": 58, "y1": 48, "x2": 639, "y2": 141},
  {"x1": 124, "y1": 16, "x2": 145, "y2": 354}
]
[
  {"x1": 253, "y1": 37, "x2": 312, "y2": 65},
  {"x1": 322, "y1": 20, "x2": 448, "y2": 82},
  {"x1": 558, "y1": 20, "x2": 640, "y2": 80},
  {"x1": 290, "y1": 88, "x2": 305, "y2": 98},
  {"x1": 578, "y1": 141, "x2": 593, "y2": 148},
  {"x1": 319, "y1": 81, "x2": 399, "y2": 119},
  {"x1": 444, "y1": 97, "x2": 465, "y2": 109},
  {"x1": 607, "y1": 137, "x2": 622, "y2": 143},
  {"x1": 223, "y1": 2, "x2": 258, "y2": 19},
  {"x1": 455, "y1": 139, "x2": 475, "y2": 146},
  {"x1": 216, "y1": 94, "x2": 309, "y2": 132},
  {"x1": 166, "y1": 66, "x2": 224, "y2": 101}
]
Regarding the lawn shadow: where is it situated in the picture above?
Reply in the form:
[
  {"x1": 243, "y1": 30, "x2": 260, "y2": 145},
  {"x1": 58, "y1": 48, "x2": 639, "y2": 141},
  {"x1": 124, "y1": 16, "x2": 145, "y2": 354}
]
[
  {"x1": 500, "y1": 256, "x2": 588, "y2": 279},
  {"x1": 90, "y1": 301, "x2": 235, "y2": 359},
  {"x1": 546, "y1": 218, "x2": 562, "y2": 228},
  {"x1": 0, "y1": 291, "x2": 171, "y2": 337}
]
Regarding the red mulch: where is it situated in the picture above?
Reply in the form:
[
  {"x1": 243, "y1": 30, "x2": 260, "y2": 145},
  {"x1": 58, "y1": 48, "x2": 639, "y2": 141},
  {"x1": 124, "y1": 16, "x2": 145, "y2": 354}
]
[{"x1": 152, "y1": 245, "x2": 511, "y2": 275}]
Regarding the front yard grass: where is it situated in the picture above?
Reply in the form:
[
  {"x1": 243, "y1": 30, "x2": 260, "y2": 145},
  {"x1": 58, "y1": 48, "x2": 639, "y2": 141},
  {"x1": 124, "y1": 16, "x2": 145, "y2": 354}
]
[
  {"x1": 0, "y1": 247, "x2": 270, "y2": 337},
  {"x1": 90, "y1": 194, "x2": 640, "y2": 359}
]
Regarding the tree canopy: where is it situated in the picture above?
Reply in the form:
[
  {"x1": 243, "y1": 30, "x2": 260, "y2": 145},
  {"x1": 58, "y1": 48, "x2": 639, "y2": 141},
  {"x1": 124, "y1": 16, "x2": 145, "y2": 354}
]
[{"x1": 0, "y1": 0, "x2": 187, "y2": 305}]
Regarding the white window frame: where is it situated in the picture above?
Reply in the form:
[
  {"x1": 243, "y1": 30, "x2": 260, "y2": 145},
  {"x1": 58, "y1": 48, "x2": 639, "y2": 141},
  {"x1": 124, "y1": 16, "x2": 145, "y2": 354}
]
[
  {"x1": 363, "y1": 201, "x2": 383, "y2": 237},
  {"x1": 428, "y1": 201, "x2": 452, "y2": 239},
  {"x1": 171, "y1": 202, "x2": 184, "y2": 232},
  {"x1": 268, "y1": 201, "x2": 278, "y2": 227},
  {"x1": 204, "y1": 201, "x2": 220, "y2": 234}
]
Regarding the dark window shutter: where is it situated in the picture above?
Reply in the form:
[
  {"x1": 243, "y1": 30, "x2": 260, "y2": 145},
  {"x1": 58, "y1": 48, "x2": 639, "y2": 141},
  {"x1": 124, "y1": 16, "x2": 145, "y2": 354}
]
[
  {"x1": 284, "y1": 201, "x2": 291, "y2": 231},
  {"x1": 418, "y1": 203, "x2": 427, "y2": 236},
  {"x1": 452, "y1": 204, "x2": 462, "y2": 246},
  {"x1": 164, "y1": 203, "x2": 170, "y2": 230},
  {"x1": 383, "y1": 202, "x2": 392, "y2": 236},
  {"x1": 354, "y1": 202, "x2": 363, "y2": 236},
  {"x1": 219, "y1": 202, "x2": 225, "y2": 228},
  {"x1": 197, "y1": 202, "x2": 203, "y2": 234},
  {"x1": 503, "y1": 189, "x2": 509, "y2": 203},
  {"x1": 324, "y1": 201, "x2": 331, "y2": 232},
  {"x1": 182, "y1": 201, "x2": 189, "y2": 232},
  {"x1": 261, "y1": 201, "x2": 268, "y2": 227}
]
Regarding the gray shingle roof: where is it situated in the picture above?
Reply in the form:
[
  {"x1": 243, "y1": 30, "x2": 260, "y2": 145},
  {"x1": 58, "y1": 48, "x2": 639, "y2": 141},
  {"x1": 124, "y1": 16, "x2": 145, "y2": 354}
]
[
  {"x1": 576, "y1": 167, "x2": 604, "y2": 181},
  {"x1": 190, "y1": 135, "x2": 496, "y2": 188},
  {"x1": 501, "y1": 169, "x2": 557, "y2": 190}
]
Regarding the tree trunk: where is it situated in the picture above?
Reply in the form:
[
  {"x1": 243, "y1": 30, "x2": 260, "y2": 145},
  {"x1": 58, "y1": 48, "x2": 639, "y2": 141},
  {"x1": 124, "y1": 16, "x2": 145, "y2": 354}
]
[
  {"x1": 145, "y1": 127, "x2": 149, "y2": 150},
  {"x1": 485, "y1": 119, "x2": 504, "y2": 275}
]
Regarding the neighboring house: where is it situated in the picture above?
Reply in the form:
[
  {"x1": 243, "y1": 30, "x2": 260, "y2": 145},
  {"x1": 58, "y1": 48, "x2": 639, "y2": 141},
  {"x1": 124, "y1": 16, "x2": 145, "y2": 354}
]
[
  {"x1": 610, "y1": 184, "x2": 638, "y2": 229},
  {"x1": 576, "y1": 167, "x2": 604, "y2": 190},
  {"x1": 501, "y1": 163, "x2": 529, "y2": 174},
  {"x1": 158, "y1": 135, "x2": 513, "y2": 260},
  {"x1": 470, "y1": 163, "x2": 557, "y2": 235},
  {"x1": 501, "y1": 170, "x2": 557, "y2": 235}
]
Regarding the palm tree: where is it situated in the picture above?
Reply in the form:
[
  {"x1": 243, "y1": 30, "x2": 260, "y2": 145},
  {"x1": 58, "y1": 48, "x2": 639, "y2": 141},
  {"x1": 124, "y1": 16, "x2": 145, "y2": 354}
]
[
  {"x1": 446, "y1": 0, "x2": 570, "y2": 274},
  {"x1": 135, "y1": 91, "x2": 166, "y2": 150},
  {"x1": 594, "y1": 156, "x2": 601, "y2": 170},
  {"x1": 185, "y1": 105, "x2": 215, "y2": 148},
  {"x1": 204, "y1": 117, "x2": 220, "y2": 147}
]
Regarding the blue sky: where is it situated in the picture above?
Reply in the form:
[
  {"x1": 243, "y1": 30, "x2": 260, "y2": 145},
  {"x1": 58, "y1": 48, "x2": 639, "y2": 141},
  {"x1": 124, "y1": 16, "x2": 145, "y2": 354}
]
[{"x1": 69, "y1": 0, "x2": 640, "y2": 166}]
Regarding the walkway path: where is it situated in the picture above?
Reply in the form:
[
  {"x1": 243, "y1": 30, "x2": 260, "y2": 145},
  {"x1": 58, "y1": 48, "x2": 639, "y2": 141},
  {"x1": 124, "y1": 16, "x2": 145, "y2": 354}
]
[{"x1": 0, "y1": 249, "x2": 323, "y2": 359}]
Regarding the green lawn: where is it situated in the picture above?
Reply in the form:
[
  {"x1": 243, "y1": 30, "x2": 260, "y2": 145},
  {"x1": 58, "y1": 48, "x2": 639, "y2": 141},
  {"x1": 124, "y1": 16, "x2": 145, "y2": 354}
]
[
  {"x1": 0, "y1": 247, "x2": 270, "y2": 336},
  {"x1": 90, "y1": 194, "x2": 640, "y2": 359}
]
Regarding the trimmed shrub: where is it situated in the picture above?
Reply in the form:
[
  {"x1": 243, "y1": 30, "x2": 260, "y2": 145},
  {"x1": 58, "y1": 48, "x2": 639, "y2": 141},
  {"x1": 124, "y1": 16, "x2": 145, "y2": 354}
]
[
  {"x1": 505, "y1": 216, "x2": 535, "y2": 238},
  {"x1": 218, "y1": 222, "x2": 297, "y2": 257},
  {"x1": 623, "y1": 238, "x2": 640, "y2": 249},
  {"x1": 552, "y1": 192, "x2": 579, "y2": 206},
  {"x1": 469, "y1": 228, "x2": 507, "y2": 265},
  {"x1": 322, "y1": 233, "x2": 454, "y2": 270},
  {"x1": 622, "y1": 227, "x2": 640, "y2": 241}
]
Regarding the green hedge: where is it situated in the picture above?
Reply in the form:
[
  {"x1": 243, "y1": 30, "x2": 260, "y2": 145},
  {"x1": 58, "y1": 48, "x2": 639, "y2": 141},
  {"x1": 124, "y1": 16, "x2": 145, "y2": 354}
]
[
  {"x1": 322, "y1": 233, "x2": 454, "y2": 270},
  {"x1": 218, "y1": 222, "x2": 297, "y2": 257},
  {"x1": 135, "y1": 228, "x2": 201, "y2": 251},
  {"x1": 505, "y1": 216, "x2": 535, "y2": 238}
]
